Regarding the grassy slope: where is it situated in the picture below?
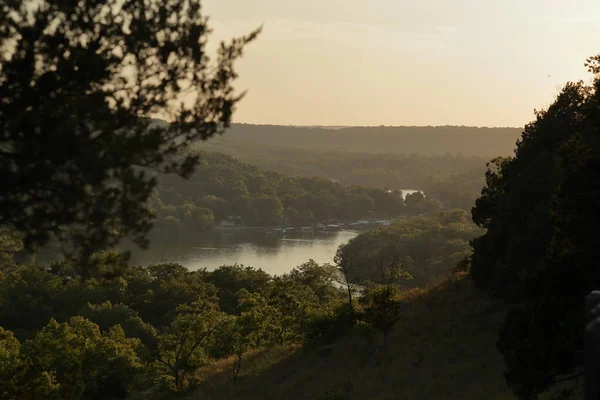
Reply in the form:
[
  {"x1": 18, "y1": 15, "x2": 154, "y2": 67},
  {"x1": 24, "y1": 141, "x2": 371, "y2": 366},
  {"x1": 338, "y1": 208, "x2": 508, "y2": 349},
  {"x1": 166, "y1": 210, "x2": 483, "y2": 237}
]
[{"x1": 190, "y1": 275, "x2": 516, "y2": 400}]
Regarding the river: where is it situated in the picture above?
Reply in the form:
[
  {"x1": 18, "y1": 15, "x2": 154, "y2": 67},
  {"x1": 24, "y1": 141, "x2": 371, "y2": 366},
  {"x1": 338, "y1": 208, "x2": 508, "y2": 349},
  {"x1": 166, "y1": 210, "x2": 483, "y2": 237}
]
[{"x1": 129, "y1": 229, "x2": 358, "y2": 276}]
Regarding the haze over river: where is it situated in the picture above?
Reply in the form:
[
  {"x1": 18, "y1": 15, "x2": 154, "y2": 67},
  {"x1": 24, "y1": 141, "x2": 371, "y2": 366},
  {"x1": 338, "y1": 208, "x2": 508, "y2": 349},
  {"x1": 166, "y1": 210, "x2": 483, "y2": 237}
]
[{"x1": 130, "y1": 230, "x2": 358, "y2": 276}]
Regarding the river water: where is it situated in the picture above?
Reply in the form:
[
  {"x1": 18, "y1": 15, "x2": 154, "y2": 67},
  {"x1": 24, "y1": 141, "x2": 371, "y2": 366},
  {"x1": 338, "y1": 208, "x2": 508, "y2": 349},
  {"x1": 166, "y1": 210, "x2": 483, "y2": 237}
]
[{"x1": 129, "y1": 230, "x2": 358, "y2": 276}]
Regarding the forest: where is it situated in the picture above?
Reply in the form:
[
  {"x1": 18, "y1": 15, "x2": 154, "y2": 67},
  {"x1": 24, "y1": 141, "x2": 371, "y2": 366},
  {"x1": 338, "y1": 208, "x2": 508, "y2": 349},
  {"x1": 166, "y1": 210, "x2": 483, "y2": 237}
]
[
  {"x1": 199, "y1": 140, "x2": 489, "y2": 210},
  {"x1": 1, "y1": 1, "x2": 599, "y2": 399},
  {"x1": 0, "y1": 247, "x2": 354, "y2": 398},
  {"x1": 148, "y1": 150, "x2": 454, "y2": 242},
  {"x1": 201, "y1": 124, "x2": 522, "y2": 157},
  {"x1": 336, "y1": 209, "x2": 482, "y2": 289}
]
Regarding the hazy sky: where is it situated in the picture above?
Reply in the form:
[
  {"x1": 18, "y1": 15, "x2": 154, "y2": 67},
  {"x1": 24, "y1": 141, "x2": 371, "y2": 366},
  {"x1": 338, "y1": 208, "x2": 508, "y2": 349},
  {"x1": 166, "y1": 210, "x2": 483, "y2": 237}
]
[{"x1": 202, "y1": 0, "x2": 599, "y2": 127}]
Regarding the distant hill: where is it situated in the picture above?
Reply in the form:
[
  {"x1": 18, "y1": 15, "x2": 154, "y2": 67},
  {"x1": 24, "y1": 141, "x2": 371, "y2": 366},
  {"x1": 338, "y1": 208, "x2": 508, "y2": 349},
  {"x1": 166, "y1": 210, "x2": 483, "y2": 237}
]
[{"x1": 206, "y1": 124, "x2": 522, "y2": 157}]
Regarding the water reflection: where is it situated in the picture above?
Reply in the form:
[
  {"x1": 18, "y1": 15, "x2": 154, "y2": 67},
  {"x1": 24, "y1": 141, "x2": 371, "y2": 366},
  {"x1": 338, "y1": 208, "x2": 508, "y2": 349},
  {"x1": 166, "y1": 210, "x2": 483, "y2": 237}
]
[{"x1": 129, "y1": 230, "x2": 358, "y2": 276}]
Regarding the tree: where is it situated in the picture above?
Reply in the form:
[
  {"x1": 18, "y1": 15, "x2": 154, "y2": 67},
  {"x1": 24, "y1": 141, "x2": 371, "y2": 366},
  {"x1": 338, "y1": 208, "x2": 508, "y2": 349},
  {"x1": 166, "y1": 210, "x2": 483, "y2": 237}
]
[
  {"x1": 267, "y1": 279, "x2": 307, "y2": 345},
  {"x1": 339, "y1": 192, "x2": 374, "y2": 220},
  {"x1": 128, "y1": 264, "x2": 219, "y2": 328},
  {"x1": 333, "y1": 246, "x2": 360, "y2": 320},
  {"x1": 337, "y1": 212, "x2": 480, "y2": 288},
  {"x1": 359, "y1": 285, "x2": 402, "y2": 350},
  {"x1": 232, "y1": 195, "x2": 255, "y2": 225},
  {"x1": 306, "y1": 189, "x2": 338, "y2": 220},
  {"x1": 0, "y1": 327, "x2": 61, "y2": 399},
  {"x1": 195, "y1": 195, "x2": 231, "y2": 222},
  {"x1": 470, "y1": 55, "x2": 600, "y2": 398},
  {"x1": 0, "y1": 228, "x2": 23, "y2": 268},
  {"x1": 404, "y1": 191, "x2": 443, "y2": 215},
  {"x1": 0, "y1": 0, "x2": 260, "y2": 277},
  {"x1": 20, "y1": 317, "x2": 143, "y2": 400},
  {"x1": 253, "y1": 195, "x2": 283, "y2": 226},
  {"x1": 181, "y1": 204, "x2": 214, "y2": 231},
  {"x1": 287, "y1": 260, "x2": 340, "y2": 303},
  {"x1": 80, "y1": 301, "x2": 158, "y2": 353},
  {"x1": 206, "y1": 265, "x2": 271, "y2": 314},
  {"x1": 156, "y1": 301, "x2": 229, "y2": 390},
  {"x1": 218, "y1": 295, "x2": 275, "y2": 382}
]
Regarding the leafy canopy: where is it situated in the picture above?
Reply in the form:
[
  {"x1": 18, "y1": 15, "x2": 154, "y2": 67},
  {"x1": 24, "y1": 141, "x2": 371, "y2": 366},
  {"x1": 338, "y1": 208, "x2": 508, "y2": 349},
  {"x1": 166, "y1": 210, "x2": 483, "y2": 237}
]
[
  {"x1": 0, "y1": 0, "x2": 259, "y2": 273},
  {"x1": 470, "y1": 54, "x2": 600, "y2": 399}
]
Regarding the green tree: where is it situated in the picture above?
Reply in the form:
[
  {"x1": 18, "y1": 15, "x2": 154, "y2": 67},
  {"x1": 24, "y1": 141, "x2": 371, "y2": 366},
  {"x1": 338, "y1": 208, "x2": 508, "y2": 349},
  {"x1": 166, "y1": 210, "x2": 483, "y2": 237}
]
[
  {"x1": 253, "y1": 195, "x2": 284, "y2": 226},
  {"x1": 128, "y1": 264, "x2": 219, "y2": 328},
  {"x1": 306, "y1": 189, "x2": 338, "y2": 220},
  {"x1": 339, "y1": 192, "x2": 374, "y2": 220},
  {"x1": 359, "y1": 285, "x2": 402, "y2": 350},
  {"x1": 156, "y1": 301, "x2": 230, "y2": 390},
  {"x1": 218, "y1": 295, "x2": 275, "y2": 382},
  {"x1": 404, "y1": 191, "x2": 443, "y2": 215},
  {"x1": 0, "y1": 327, "x2": 61, "y2": 399},
  {"x1": 267, "y1": 281, "x2": 306, "y2": 345},
  {"x1": 207, "y1": 265, "x2": 271, "y2": 314},
  {"x1": 21, "y1": 317, "x2": 142, "y2": 400},
  {"x1": 0, "y1": 228, "x2": 23, "y2": 268},
  {"x1": 232, "y1": 195, "x2": 256, "y2": 225},
  {"x1": 80, "y1": 301, "x2": 158, "y2": 354},
  {"x1": 0, "y1": 0, "x2": 260, "y2": 277},
  {"x1": 287, "y1": 260, "x2": 340, "y2": 304},
  {"x1": 338, "y1": 211, "x2": 480, "y2": 288},
  {"x1": 180, "y1": 203, "x2": 215, "y2": 231},
  {"x1": 196, "y1": 195, "x2": 231, "y2": 222}
]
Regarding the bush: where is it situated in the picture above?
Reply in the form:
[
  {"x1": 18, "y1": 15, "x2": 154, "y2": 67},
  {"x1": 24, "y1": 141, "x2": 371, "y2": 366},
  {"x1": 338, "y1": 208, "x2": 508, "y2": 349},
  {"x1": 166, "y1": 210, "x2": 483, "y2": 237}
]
[{"x1": 304, "y1": 303, "x2": 356, "y2": 346}]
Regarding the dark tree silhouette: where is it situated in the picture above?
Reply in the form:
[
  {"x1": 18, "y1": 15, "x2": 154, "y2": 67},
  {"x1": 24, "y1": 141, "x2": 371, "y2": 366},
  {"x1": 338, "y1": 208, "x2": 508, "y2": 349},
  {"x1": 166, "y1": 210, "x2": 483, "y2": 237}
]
[
  {"x1": 0, "y1": 0, "x2": 259, "y2": 277},
  {"x1": 471, "y1": 55, "x2": 600, "y2": 399}
]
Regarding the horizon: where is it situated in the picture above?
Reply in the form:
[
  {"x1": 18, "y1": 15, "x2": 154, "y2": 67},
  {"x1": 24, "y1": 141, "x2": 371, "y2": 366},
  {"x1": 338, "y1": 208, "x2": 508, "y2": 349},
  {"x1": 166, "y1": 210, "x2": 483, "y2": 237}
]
[
  {"x1": 204, "y1": 0, "x2": 599, "y2": 127},
  {"x1": 228, "y1": 122, "x2": 522, "y2": 129}
]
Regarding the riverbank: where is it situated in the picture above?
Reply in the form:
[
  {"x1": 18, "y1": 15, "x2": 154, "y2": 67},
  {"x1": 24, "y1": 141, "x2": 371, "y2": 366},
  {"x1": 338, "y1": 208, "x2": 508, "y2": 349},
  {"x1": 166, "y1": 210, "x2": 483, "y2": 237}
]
[{"x1": 214, "y1": 218, "x2": 393, "y2": 234}]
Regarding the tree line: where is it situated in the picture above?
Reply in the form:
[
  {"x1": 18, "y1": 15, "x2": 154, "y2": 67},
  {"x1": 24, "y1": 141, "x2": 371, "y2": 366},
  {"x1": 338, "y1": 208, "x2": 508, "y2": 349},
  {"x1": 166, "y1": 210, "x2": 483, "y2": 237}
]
[
  {"x1": 201, "y1": 140, "x2": 488, "y2": 210},
  {"x1": 147, "y1": 151, "x2": 445, "y2": 242},
  {"x1": 203, "y1": 124, "x2": 521, "y2": 157}
]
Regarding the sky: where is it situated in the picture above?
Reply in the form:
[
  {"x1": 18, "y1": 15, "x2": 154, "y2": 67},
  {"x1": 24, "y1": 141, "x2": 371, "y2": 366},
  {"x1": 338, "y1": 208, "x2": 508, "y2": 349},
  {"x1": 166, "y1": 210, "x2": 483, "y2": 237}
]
[{"x1": 202, "y1": 0, "x2": 600, "y2": 127}]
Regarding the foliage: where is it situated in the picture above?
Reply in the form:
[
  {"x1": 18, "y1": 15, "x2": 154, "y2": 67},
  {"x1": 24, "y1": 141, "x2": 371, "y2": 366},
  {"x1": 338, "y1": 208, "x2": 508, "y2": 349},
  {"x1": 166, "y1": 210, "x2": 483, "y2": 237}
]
[
  {"x1": 192, "y1": 276, "x2": 516, "y2": 400},
  {"x1": 198, "y1": 126, "x2": 509, "y2": 211},
  {"x1": 404, "y1": 191, "x2": 443, "y2": 215},
  {"x1": 267, "y1": 280, "x2": 308, "y2": 345},
  {"x1": 0, "y1": 317, "x2": 143, "y2": 400},
  {"x1": 150, "y1": 151, "x2": 414, "y2": 235},
  {"x1": 286, "y1": 260, "x2": 340, "y2": 304},
  {"x1": 206, "y1": 265, "x2": 271, "y2": 314},
  {"x1": 339, "y1": 209, "x2": 482, "y2": 288},
  {"x1": 359, "y1": 285, "x2": 402, "y2": 349},
  {"x1": 202, "y1": 124, "x2": 521, "y2": 157},
  {"x1": 303, "y1": 302, "x2": 356, "y2": 346},
  {"x1": 0, "y1": 254, "x2": 353, "y2": 396},
  {"x1": 80, "y1": 301, "x2": 158, "y2": 354},
  {"x1": 470, "y1": 55, "x2": 600, "y2": 398},
  {"x1": 424, "y1": 167, "x2": 486, "y2": 211},
  {"x1": 126, "y1": 263, "x2": 219, "y2": 328},
  {"x1": 218, "y1": 295, "x2": 275, "y2": 381},
  {"x1": 157, "y1": 301, "x2": 230, "y2": 390},
  {"x1": 0, "y1": 0, "x2": 259, "y2": 275},
  {"x1": 0, "y1": 228, "x2": 23, "y2": 267}
]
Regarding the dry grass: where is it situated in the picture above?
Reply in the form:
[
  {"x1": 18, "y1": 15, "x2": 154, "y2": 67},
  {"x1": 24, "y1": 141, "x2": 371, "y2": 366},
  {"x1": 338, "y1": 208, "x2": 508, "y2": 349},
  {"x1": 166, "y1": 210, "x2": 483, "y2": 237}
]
[{"x1": 188, "y1": 274, "x2": 516, "y2": 400}]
